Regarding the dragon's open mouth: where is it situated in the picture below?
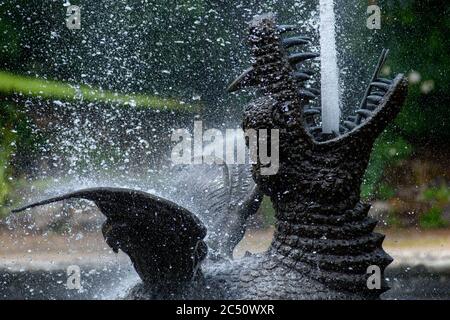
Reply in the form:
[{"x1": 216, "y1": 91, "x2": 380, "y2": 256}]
[{"x1": 228, "y1": 14, "x2": 406, "y2": 142}]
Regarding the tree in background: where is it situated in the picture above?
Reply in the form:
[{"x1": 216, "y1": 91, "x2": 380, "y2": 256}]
[{"x1": 384, "y1": 1, "x2": 450, "y2": 144}]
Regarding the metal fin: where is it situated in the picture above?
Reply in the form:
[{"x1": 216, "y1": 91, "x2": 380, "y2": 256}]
[
  {"x1": 289, "y1": 52, "x2": 320, "y2": 65},
  {"x1": 303, "y1": 108, "x2": 321, "y2": 116},
  {"x1": 283, "y1": 36, "x2": 311, "y2": 48},
  {"x1": 293, "y1": 72, "x2": 311, "y2": 81},
  {"x1": 308, "y1": 88, "x2": 320, "y2": 95},
  {"x1": 371, "y1": 82, "x2": 391, "y2": 91},
  {"x1": 343, "y1": 121, "x2": 357, "y2": 130},
  {"x1": 298, "y1": 89, "x2": 317, "y2": 100},
  {"x1": 227, "y1": 67, "x2": 257, "y2": 92},
  {"x1": 367, "y1": 95, "x2": 383, "y2": 104}
]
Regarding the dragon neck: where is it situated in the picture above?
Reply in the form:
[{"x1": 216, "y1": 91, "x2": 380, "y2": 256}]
[
  {"x1": 244, "y1": 14, "x2": 394, "y2": 297},
  {"x1": 269, "y1": 194, "x2": 392, "y2": 296}
]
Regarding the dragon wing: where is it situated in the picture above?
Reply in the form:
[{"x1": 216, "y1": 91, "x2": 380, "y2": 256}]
[
  {"x1": 12, "y1": 187, "x2": 207, "y2": 286},
  {"x1": 167, "y1": 162, "x2": 262, "y2": 260}
]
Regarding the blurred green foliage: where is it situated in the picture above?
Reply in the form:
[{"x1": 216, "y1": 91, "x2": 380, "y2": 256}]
[
  {"x1": 360, "y1": 1, "x2": 450, "y2": 199},
  {"x1": 374, "y1": 182, "x2": 396, "y2": 201},
  {"x1": 260, "y1": 196, "x2": 276, "y2": 227},
  {"x1": 0, "y1": 18, "x2": 19, "y2": 62},
  {"x1": 383, "y1": 0, "x2": 450, "y2": 142},
  {"x1": 361, "y1": 131, "x2": 413, "y2": 199},
  {"x1": 0, "y1": 126, "x2": 15, "y2": 214},
  {"x1": 418, "y1": 184, "x2": 450, "y2": 228},
  {"x1": 0, "y1": 71, "x2": 199, "y2": 111},
  {"x1": 386, "y1": 211, "x2": 402, "y2": 229},
  {"x1": 419, "y1": 207, "x2": 448, "y2": 229},
  {"x1": 0, "y1": 103, "x2": 23, "y2": 216},
  {"x1": 422, "y1": 184, "x2": 450, "y2": 204}
]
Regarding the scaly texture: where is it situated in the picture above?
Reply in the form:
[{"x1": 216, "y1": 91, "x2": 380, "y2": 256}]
[
  {"x1": 13, "y1": 13, "x2": 408, "y2": 300},
  {"x1": 126, "y1": 13, "x2": 408, "y2": 300},
  {"x1": 236, "y1": 14, "x2": 407, "y2": 297}
]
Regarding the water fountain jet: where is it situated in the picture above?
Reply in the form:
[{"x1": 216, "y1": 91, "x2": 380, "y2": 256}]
[{"x1": 319, "y1": 0, "x2": 341, "y2": 134}]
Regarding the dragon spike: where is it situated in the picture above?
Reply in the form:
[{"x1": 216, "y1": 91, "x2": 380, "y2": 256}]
[
  {"x1": 288, "y1": 52, "x2": 319, "y2": 65},
  {"x1": 356, "y1": 49, "x2": 391, "y2": 123},
  {"x1": 293, "y1": 72, "x2": 311, "y2": 81},
  {"x1": 371, "y1": 91, "x2": 385, "y2": 97},
  {"x1": 308, "y1": 88, "x2": 320, "y2": 96},
  {"x1": 282, "y1": 36, "x2": 311, "y2": 48},
  {"x1": 303, "y1": 108, "x2": 321, "y2": 116},
  {"x1": 366, "y1": 95, "x2": 383, "y2": 104},
  {"x1": 299, "y1": 69, "x2": 315, "y2": 76},
  {"x1": 371, "y1": 82, "x2": 391, "y2": 91},
  {"x1": 309, "y1": 126, "x2": 322, "y2": 133},
  {"x1": 375, "y1": 78, "x2": 393, "y2": 85},
  {"x1": 277, "y1": 25, "x2": 297, "y2": 33},
  {"x1": 343, "y1": 121, "x2": 357, "y2": 130},
  {"x1": 356, "y1": 109, "x2": 372, "y2": 118},
  {"x1": 227, "y1": 67, "x2": 257, "y2": 92},
  {"x1": 298, "y1": 89, "x2": 317, "y2": 100}
]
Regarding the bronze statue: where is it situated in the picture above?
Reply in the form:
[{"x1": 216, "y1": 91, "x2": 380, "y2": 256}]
[{"x1": 13, "y1": 14, "x2": 407, "y2": 300}]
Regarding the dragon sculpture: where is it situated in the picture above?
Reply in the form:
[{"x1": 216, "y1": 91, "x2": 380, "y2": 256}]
[{"x1": 13, "y1": 14, "x2": 408, "y2": 300}]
